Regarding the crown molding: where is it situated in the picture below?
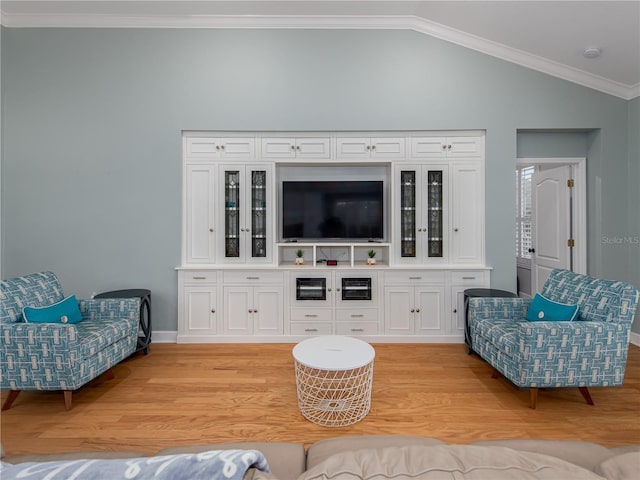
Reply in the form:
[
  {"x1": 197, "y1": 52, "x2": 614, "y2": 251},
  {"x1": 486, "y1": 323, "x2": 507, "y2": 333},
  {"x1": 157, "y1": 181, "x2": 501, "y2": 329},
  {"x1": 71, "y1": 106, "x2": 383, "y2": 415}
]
[{"x1": 1, "y1": 12, "x2": 637, "y2": 100}]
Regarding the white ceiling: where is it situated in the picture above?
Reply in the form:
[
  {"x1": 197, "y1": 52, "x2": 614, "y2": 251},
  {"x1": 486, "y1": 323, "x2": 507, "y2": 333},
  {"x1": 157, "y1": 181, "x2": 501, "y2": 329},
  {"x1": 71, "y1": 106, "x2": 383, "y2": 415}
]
[{"x1": 2, "y1": 1, "x2": 639, "y2": 99}]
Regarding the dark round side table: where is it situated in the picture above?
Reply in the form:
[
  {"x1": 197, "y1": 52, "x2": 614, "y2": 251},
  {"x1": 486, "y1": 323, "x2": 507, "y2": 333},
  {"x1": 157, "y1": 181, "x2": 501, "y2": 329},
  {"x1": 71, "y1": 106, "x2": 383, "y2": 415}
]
[
  {"x1": 94, "y1": 289, "x2": 151, "y2": 355},
  {"x1": 464, "y1": 288, "x2": 517, "y2": 355}
]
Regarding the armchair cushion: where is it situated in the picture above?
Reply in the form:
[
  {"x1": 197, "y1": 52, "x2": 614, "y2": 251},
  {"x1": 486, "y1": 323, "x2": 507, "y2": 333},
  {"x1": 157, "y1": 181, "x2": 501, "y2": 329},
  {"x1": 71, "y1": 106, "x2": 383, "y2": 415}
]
[
  {"x1": 23, "y1": 295, "x2": 83, "y2": 324},
  {"x1": 526, "y1": 293, "x2": 578, "y2": 322}
]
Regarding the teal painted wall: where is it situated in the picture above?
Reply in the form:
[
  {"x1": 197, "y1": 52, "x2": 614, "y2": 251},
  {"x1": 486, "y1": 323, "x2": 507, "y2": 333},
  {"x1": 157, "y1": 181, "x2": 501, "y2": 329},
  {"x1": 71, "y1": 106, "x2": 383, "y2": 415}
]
[{"x1": 1, "y1": 28, "x2": 636, "y2": 332}]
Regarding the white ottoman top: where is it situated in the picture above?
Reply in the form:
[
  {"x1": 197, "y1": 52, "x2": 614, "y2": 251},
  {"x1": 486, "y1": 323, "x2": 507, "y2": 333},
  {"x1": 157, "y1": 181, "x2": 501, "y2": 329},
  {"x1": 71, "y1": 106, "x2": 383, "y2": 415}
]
[{"x1": 293, "y1": 335, "x2": 375, "y2": 371}]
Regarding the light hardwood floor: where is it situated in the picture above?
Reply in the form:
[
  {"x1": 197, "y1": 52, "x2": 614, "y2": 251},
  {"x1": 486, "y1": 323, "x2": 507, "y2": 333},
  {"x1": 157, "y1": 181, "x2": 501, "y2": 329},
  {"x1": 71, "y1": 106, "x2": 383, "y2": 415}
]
[{"x1": 2, "y1": 343, "x2": 639, "y2": 456}]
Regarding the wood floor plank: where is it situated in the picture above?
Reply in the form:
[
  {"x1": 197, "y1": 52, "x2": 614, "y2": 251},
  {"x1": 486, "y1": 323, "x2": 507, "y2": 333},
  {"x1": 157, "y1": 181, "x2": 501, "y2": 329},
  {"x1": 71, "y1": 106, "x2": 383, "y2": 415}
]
[{"x1": 2, "y1": 343, "x2": 639, "y2": 456}]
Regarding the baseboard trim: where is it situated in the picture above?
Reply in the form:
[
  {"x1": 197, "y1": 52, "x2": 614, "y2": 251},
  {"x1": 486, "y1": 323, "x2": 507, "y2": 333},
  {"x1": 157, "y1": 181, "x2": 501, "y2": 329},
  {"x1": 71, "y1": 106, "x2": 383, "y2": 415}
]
[
  {"x1": 151, "y1": 330, "x2": 640, "y2": 346},
  {"x1": 152, "y1": 331, "x2": 178, "y2": 343}
]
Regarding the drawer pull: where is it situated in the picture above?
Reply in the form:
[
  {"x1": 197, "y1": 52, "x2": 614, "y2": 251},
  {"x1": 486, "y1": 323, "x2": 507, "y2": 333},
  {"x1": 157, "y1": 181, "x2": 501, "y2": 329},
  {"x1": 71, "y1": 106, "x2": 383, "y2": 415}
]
[
  {"x1": 351, "y1": 328, "x2": 365, "y2": 332},
  {"x1": 192, "y1": 276, "x2": 206, "y2": 280},
  {"x1": 305, "y1": 328, "x2": 318, "y2": 332},
  {"x1": 351, "y1": 314, "x2": 364, "y2": 318},
  {"x1": 409, "y1": 276, "x2": 422, "y2": 280},
  {"x1": 304, "y1": 314, "x2": 318, "y2": 318},
  {"x1": 246, "y1": 276, "x2": 260, "y2": 280},
  {"x1": 462, "y1": 276, "x2": 476, "y2": 280}
]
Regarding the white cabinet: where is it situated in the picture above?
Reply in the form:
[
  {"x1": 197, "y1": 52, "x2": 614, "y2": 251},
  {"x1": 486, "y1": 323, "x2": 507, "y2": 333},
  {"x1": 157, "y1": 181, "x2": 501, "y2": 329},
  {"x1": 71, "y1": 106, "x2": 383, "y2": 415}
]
[
  {"x1": 395, "y1": 164, "x2": 449, "y2": 264},
  {"x1": 384, "y1": 286, "x2": 445, "y2": 336},
  {"x1": 450, "y1": 163, "x2": 484, "y2": 265},
  {"x1": 261, "y1": 137, "x2": 332, "y2": 159},
  {"x1": 383, "y1": 271, "x2": 447, "y2": 336},
  {"x1": 288, "y1": 270, "x2": 381, "y2": 336},
  {"x1": 337, "y1": 137, "x2": 405, "y2": 159},
  {"x1": 185, "y1": 137, "x2": 256, "y2": 160},
  {"x1": 410, "y1": 136, "x2": 482, "y2": 159},
  {"x1": 223, "y1": 286, "x2": 284, "y2": 336},
  {"x1": 184, "y1": 164, "x2": 216, "y2": 264},
  {"x1": 178, "y1": 271, "x2": 219, "y2": 340},
  {"x1": 449, "y1": 270, "x2": 490, "y2": 339},
  {"x1": 219, "y1": 164, "x2": 273, "y2": 264},
  {"x1": 395, "y1": 161, "x2": 484, "y2": 266}
]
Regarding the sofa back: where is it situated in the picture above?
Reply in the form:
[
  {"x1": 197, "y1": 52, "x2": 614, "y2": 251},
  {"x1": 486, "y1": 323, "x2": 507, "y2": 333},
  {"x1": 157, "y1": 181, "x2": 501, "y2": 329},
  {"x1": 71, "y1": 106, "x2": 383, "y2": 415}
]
[
  {"x1": 0, "y1": 271, "x2": 65, "y2": 323},
  {"x1": 541, "y1": 269, "x2": 639, "y2": 325}
]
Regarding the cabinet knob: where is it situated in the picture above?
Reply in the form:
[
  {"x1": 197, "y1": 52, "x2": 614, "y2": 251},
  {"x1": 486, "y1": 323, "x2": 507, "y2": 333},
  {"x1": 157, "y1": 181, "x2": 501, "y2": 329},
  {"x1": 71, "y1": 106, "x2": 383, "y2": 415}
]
[
  {"x1": 254, "y1": 309, "x2": 258, "y2": 313},
  {"x1": 220, "y1": 145, "x2": 225, "y2": 150},
  {"x1": 410, "y1": 309, "x2": 415, "y2": 313},
  {"x1": 371, "y1": 145, "x2": 376, "y2": 150},
  {"x1": 336, "y1": 288, "x2": 341, "y2": 292},
  {"x1": 453, "y1": 309, "x2": 457, "y2": 313},
  {"x1": 216, "y1": 145, "x2": 220, "y2": 150},
  {"x1": 454, "y1": 228, "x2": 459, "y2": 232},
  {"x1": 248, "y1": 309, "x2": 253, "y2": 313},
  {"x1": 447, "y1": 144, "x2": 452, "y2": 150},
  {"x1": 442, "y1": 144, "x2": 447, "y2": 150},
  {"x1": 366, "y1": 145, "x2": 371, "y2": 150},
  {"x1": 291, "y1": 145, "x2": 296, "y2": 150},
  {"x1": 211, "y1": 309, "x2": 216, "y2": 314},
  {"x1": 296, "y1": 145, "x2": 300, "y2": 150},
  {"x1": 416, "y1": 309, "x2": 420, "y2": 313},
  {"x1": 328, "y1": 288, "x2": 332, "y2": 292},
  {"x1": 209, "y1": 228, "x2": 214, "y2": 232}
]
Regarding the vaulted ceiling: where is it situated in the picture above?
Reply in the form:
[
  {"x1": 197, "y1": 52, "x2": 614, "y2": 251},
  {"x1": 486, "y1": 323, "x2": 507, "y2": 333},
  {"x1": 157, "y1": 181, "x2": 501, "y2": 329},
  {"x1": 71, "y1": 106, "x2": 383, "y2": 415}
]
[{"x1": 1, "y1": 1, "x2": 639, "y2": 99}]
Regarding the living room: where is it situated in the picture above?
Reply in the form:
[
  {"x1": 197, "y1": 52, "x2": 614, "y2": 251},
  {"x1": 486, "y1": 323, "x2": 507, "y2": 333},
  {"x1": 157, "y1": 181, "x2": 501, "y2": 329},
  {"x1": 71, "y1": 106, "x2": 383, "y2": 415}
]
[{"x1": 1, "y1": 1, "x2": 639, "y2": 478}]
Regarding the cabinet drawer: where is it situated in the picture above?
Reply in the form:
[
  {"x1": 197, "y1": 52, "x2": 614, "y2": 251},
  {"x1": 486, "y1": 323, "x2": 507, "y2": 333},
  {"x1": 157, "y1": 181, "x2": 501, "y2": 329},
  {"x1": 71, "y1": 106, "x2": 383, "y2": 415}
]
[
  {"x1": 290, "y1": 323, "x2": 334, "y2": 336},
  {"x1": 223, "y1": 271, "x2": 284, "y2": 284},
  {"x1": 384, "y1": 271, "x2": 445, "y2": 285},
  {"x1": 181, "y1": 271, "x2": 218, "y2": 283},
  {"x1": 336, "y1": 322, "x2": 379, "y2": 335},
  {"x1": 290, "y1": 308, "x2": 333, "y2": 322},
  {"x1": 336, "y1": 309, "x2": 378, "y2": 322},
  {"x1": 451, "y1": 271, "x2": 489, "y2": 285}
]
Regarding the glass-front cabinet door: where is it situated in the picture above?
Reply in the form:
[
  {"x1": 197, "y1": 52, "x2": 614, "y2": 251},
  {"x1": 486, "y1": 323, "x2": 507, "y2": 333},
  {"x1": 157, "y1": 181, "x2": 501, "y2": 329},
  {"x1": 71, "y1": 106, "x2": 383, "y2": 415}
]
[
  {"x1": 396, "y1": 165, "x2": 448, "y2": 264},
  {"x1": 220, "y1": 164, "x2": 272, "y2": 263}
]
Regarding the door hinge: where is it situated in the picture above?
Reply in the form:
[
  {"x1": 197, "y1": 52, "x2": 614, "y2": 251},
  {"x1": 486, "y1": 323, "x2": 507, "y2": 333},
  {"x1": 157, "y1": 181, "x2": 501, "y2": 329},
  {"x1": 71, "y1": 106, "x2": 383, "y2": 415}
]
[
  {"x1": 567, "y1": 179, "x2": 575, "y2": 188},
  {"x1": 568, "y1": 239, "x2": 575, "y2": 247}
]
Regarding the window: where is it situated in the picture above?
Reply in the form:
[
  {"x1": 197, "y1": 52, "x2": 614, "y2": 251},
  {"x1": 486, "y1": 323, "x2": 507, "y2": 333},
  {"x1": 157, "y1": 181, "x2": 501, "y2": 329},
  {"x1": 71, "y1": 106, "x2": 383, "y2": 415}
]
[{"x1": 516, "y1": 166, "x2": 534, "y2": 265}]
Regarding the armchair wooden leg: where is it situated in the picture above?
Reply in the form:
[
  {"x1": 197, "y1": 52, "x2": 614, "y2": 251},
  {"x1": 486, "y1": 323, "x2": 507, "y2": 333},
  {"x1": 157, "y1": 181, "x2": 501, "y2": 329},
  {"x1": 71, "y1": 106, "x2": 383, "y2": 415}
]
[
  {"x1": 63, "y1": 391, "x2": 73, "y2": 411},
  {"x1": 2, "y1": 390, "x2": 21, "y2": 411},
  {"x1": 579, "y1": 387, "x2": 595, "y2": 406},
  {"x1": 491, "y1": 368, "x2": 501, "y2": 379},
  {"x1": 529, "y1": 388, "x2": 538, "y2": 409}
]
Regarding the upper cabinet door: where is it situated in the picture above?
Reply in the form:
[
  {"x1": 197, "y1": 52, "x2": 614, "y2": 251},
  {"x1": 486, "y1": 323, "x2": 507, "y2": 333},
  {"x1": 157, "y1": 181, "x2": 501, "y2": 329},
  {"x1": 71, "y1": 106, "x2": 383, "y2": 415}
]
[
  {"x1": 184, "y1": 164, "x2": 216, "y2": 264},
  {"x1": 410, "y1": 137, "x2": 482, "y2": 159},
  {"x1": 337, "y1": 137, "x2": 405, "y2": 159},
  {"x1": 450, "y1": 163, "x2": 484, "y2": 264},
  {"x1": 185, "y1": 137, "x2": 256, "y2": 160},
  {"x1": 262, "y1": 137, "x2": 331, "y2": 159}
]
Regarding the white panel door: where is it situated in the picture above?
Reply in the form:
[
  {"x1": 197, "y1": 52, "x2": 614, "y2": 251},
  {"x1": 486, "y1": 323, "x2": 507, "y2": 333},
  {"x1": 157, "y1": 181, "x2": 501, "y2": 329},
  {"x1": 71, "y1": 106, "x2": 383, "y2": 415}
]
[
  {"x1": 531, "y1": 166, "x2": 572, "y2": 292},
  {"x1": 384, "y1": 287, "x2": 413, "y2": 334},
  {"x1": 184, "y1": 287, "x2": 217, "y2": 334},
  {"x1": 450, "y1": 163, "x2": 483, "y2": 264},
  {"x1": 415, "y1": 286, "x2": 445, "y2": 335},
  {"x1": 223, "y1": 287, "x2": 252, "y2": 335},
  {"x1": 185, "y1": 165, "x2": 215, "y2": 264},
  {"x1": 253, "y1": 286, "x2": 284, "y2": 335}
]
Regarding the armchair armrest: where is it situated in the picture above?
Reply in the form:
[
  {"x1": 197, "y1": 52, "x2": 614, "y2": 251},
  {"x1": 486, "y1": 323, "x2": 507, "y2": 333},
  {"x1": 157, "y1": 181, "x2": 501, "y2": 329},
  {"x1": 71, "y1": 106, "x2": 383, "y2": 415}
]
[
  {"x1": 78, "y1": 298, "x2": 140, "y2": 322},
  {"x1": 518, "y1": 320, "x2": 628, "y2": 350},
  {"x1": 468, "y1": 297, "x2": 531, "y2": 322}
]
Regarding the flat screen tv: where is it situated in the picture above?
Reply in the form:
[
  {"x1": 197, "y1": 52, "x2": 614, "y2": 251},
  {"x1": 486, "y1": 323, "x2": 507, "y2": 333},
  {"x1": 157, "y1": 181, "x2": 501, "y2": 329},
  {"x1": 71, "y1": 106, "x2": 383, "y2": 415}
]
[{"x1": 282, "y1": 181, "x2": 384, "y2": 241}]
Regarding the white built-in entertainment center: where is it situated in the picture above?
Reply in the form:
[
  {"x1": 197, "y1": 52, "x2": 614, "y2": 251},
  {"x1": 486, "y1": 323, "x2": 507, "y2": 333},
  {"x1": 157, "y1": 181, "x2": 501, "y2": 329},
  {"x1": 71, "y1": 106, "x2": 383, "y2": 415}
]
[{"x1": 178, "y1": 131, "x2": 490, "y2": 342}]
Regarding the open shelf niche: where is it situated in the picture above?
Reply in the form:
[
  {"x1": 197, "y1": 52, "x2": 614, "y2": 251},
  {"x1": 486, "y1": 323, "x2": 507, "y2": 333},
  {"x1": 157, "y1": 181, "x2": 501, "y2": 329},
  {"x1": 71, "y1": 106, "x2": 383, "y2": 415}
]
[{"x1": 277, "y1": 242, "x2": 390, "y2": 268}]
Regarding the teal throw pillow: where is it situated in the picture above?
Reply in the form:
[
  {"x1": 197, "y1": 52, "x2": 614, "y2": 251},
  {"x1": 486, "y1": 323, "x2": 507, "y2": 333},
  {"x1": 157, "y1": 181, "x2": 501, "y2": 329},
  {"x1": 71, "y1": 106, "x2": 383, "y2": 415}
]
[
  {"x1": 526, "y1": 293, "x2": 578, "y2": 322},
  {"x1": 22, "y1": 295, "x2": 83, "y2": 324}
]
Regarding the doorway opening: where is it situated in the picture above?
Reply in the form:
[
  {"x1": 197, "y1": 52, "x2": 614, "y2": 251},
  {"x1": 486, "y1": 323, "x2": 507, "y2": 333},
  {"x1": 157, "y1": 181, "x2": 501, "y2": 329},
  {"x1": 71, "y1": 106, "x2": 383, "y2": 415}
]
[{"x1": 516, "y1": 157, "x2": 587, "y2": 297}]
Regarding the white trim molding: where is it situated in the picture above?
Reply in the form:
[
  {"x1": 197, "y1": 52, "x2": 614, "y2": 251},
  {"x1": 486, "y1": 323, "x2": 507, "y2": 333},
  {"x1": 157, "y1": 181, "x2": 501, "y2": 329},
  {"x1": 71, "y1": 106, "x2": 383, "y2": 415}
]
[
  {"x1": 0, "y1": 13, "x2": 637, "y2": 100},
  {"x1": 152, "y1": 330, "x2": 178, "y2": 344},
  {"x1": 631, "y1": 331, "x2": 640, "y2": 347}
]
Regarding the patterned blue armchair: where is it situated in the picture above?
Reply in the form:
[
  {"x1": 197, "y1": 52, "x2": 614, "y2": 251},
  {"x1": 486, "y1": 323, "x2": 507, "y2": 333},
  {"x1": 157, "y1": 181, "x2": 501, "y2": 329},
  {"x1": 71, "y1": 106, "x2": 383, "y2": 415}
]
[
  {"x1": 469, "y1": 269, "x2": 638, "y2": 408},
  {"x1": 0, "y1": 272, "x2": 140, "y2": 410}
]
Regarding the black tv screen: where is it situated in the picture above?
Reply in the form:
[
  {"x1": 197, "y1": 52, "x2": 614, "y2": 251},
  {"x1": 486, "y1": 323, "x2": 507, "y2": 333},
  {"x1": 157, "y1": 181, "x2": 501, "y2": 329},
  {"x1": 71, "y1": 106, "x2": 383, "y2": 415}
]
[{"x1": 282, "y1": 181, "x2": 384, "y2": 240}]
